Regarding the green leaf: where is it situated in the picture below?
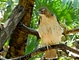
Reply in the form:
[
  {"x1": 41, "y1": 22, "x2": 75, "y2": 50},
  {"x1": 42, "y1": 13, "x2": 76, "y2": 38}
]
[{"x1": 0, "y1": 0, "x2": 6, "y2": 2}]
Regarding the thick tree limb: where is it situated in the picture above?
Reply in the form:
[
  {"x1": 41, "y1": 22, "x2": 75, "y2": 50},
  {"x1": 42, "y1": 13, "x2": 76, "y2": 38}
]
[
  {"x1": 19, "y1": 22, "x2": 40, "y2": 38},
  {"x1": 0, "y1": 5, "x2": 25, "y2": 50}
]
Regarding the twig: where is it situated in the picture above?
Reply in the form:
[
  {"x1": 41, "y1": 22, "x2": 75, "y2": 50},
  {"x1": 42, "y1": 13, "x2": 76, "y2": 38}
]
[{"x1": 66, "y1": 28, "x2": 79, "y2": 34}]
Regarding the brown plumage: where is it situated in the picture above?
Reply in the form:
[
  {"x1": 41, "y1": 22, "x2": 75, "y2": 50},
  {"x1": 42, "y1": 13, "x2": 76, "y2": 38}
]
[{"x1": 38, "y1": 7, "x2": 63, "y2": 59}]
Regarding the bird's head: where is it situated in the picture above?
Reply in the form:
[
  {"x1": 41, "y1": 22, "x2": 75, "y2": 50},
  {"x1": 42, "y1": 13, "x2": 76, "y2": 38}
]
[{"x1": 38, "y1": 7, "x2": 53, "y2": 18}]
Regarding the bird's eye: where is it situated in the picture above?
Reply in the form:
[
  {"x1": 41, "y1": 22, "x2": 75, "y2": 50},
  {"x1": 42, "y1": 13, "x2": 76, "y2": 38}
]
[
  {"x1": 39, "y1": 8, "x2": 46, "y2": 14},
  {"x1": 41, "y1": 10, "x2": 44, "y2": 13},
  {"x1": 41, "y1": 9, "x2": 45, "y2": 14}
]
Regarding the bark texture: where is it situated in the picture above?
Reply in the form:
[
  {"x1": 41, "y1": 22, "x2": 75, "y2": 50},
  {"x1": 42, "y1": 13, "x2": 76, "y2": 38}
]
[
  {"x1": 6, "y1": 0, "x2": 35, "y2": 58},
  {"x1": 0, "y1": 5, "x2": 25, "y2": 51}
]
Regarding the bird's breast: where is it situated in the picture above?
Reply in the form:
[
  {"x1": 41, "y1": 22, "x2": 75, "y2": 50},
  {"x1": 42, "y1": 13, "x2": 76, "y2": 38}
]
[{"x1": 38, "y1": 17, "x2": 63, "y2": 45}]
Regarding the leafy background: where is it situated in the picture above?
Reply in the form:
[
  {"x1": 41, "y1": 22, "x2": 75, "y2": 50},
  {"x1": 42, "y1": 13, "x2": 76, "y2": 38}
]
[{"x1": 0, "y1": 0, "x2": 79, "y2": 60}]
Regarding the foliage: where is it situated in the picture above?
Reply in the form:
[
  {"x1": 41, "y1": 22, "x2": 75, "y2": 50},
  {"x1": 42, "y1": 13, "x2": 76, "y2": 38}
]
[
  {"x1": 0, "y1": 0, "x2": 79, "y2": 60},
  {"x1": 0, "y1": 0, "x2": 18, "y2": 22}
]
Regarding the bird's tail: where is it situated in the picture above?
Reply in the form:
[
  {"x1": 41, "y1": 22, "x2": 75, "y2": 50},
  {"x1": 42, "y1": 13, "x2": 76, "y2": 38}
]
[{"x1": 45, "y1": 49, "x2": 58, "y2": 59}]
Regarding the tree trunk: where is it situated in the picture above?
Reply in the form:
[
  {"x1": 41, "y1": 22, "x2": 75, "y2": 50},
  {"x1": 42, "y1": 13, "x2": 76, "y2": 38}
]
[{"x1": 6, "y1": 0, "x2": 35, "y2": 58}]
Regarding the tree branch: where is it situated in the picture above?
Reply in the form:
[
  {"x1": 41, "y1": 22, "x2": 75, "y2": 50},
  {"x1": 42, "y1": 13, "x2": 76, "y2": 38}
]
[
  {"x1": 19, "y1": 22, "x2": 40, "y2": 38},
  {"x1": 66, "y1": 28, "x2": 79, "y2": 34},
  {"x1": 0, "y1": 44, "x2": 79, "y2": 60},
  {"x1": 0, "y1": 5, "x2": 25, "y2": 50},
  {"x1": 19, "y1": 23, "x2": 79, "y2": 38},
  {"x1": 9, "y1": 44, "x2": 79, "y2": 60}
]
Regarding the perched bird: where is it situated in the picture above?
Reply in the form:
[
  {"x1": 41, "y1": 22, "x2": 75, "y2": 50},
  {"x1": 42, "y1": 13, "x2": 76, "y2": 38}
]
[{"x1": 38, "y1": 7, "x2": 63, "y2": 59}]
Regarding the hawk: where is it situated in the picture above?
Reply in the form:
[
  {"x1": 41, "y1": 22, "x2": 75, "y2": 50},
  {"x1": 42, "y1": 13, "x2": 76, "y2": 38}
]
[{"x1": 38, "y1": 7, "x2": 63, "y2": 59}]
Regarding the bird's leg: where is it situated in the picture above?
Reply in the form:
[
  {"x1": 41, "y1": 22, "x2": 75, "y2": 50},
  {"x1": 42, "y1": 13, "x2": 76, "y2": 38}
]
[
  {"x1": 46, "y1": 45, "x2": 51, "y2": 50},
  {"x1": 46, "y1": 44, "x2": 52, "y2": 50},
  {"x1": 46, "y1": 46, "x2": 49, "y2": 50}
]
